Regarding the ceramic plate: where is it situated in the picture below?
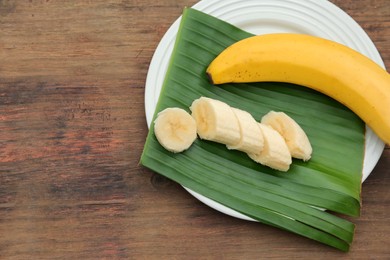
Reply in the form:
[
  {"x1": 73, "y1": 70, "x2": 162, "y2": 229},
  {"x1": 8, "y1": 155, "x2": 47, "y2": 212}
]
[{"x1": 144, "y1": 0, "x2": 385, "y2": 221}]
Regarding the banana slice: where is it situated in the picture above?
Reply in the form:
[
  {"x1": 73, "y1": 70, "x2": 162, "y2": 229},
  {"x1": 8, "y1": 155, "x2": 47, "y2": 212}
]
[
  {"x1": 190, "y1": 97, "x2": 240, "y2": 146},
  {"x1": 154, "y1": 107, "x2": 197, "y2": 153},
  {"x1": 248, "y1": 123, "x2": 292, "y2": 172},
  {"x1": 261, "y1": 111, "x2": 312, "y2": 161},
  {"x1": 227, "y1": 108, "x2": 264, "y2": 154}
]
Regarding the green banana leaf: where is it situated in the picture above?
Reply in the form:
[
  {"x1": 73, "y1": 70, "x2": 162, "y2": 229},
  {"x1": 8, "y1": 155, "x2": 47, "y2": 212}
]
[{"x1": 141, "y1": 8, "x2": 365, "y2": 252}]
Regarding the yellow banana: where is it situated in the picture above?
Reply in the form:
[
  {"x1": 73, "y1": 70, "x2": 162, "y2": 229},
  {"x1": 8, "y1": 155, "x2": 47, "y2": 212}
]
[{"x1": 206, "y1": 33, "x2": 390, "y2": 145}]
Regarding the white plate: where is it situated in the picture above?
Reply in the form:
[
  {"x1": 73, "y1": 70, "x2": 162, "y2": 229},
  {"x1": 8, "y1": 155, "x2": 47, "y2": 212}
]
[{"x1": 144, "y1": 0, "x2": 386, "y2": 221}]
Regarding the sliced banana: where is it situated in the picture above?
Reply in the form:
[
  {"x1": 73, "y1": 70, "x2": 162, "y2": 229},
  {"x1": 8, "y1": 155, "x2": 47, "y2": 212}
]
[
  {"x1": 154, "y1": 107, "x2": 197, "y2": 153},
  {"x1": 261, "y1": 111, "x2": 312, "y2": 161},
  {"x1": 248, "y1": 123, "x2": 292, "y2": 172},
  {"x1": 155, "y1": 97, "x2": 309, "y2": 172},
  {"x1": 227, "y1": 108, "x2": 264, "y2": 154},
  {"x1": 190, "y1": 97, "x2": 240, "y2": 146}
]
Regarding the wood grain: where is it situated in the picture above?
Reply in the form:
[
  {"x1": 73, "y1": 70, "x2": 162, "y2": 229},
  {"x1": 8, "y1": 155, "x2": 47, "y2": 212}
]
[{"x1": 1, "y1": 0, "x2": 389, "y2": 259}]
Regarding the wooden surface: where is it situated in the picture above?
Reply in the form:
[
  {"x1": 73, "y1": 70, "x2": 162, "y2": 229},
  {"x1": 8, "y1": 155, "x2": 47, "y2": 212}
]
[{"x1": 1, "y1": 0, "x2": 389, "y2": 259}]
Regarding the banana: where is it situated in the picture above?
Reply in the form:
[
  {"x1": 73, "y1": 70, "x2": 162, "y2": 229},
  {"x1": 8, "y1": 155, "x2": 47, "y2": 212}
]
[
  {"x1": 261, "y1": 111, "x2": 312, "y2": 161},
  {"x1": 154, "y1": 107, "x2": 197, "y2": 153},
  {"x1": 206, "y1": 33, "x2": 390, "y2": 145},
  {"x1": 159, "y1": 97, "x2": 302, "y2": 172},
  {"x1": 227, "y1": 108, "x2": 264, "y2": 154},
  {"x1": 190, "y1": 97, "x2": 240, "y2": 146},
  {"x1": 248, "y1": 123, "x2": 292, "y2": 172}
]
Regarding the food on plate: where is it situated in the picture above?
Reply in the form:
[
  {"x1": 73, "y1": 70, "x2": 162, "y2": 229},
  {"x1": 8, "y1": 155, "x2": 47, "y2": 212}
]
[
  {"x1": 154, "y1": 107, "x2": 197, "y2": 153},
  {"x1": 142, "y1": 8, "x2": 366, "y2": 251},
  {"x1": 261, "y1": 111, "x2": 312, "y2": 161},
  {"x1": 206, "y1": 33, "x2": 390, "y2": 145}
]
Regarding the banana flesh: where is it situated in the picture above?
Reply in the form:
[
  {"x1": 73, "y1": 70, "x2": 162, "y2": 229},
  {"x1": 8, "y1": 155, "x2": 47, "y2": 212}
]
[
  {"x1": 248, "y1": 123, "x2": 292, "y2": 172},
  {"x1": 261, "y1": 111, "x2": 312, "y2": 161},
  {"x1": 206, "y1": 33, "x2": 390, "y2": 145},
  {"x1": 190, "y1": 97, "x2": 240, "y2": 146},
  {"x1": 227, "y1": 108, "x2": 264, "y2": 154},
  {"x1": 154, "y1": 107, "x2": 197, "y2": 153}
]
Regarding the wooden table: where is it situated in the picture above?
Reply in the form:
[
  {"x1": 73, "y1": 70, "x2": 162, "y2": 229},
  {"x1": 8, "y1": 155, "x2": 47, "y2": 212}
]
[{"x1": 1, "y1": 0, "x2": 389, "y2": 258}]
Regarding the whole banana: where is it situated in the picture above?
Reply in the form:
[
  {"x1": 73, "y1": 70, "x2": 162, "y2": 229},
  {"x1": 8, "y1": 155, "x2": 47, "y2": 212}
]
[{"x1": 207, "y1": 33, "x2": 390, "y2": 145}]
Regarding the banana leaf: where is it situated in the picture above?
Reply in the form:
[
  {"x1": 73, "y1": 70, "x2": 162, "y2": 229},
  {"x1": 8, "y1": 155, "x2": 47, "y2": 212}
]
[{"x1": 141, "y1": 8, "x2": 365, "y2": 252}]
